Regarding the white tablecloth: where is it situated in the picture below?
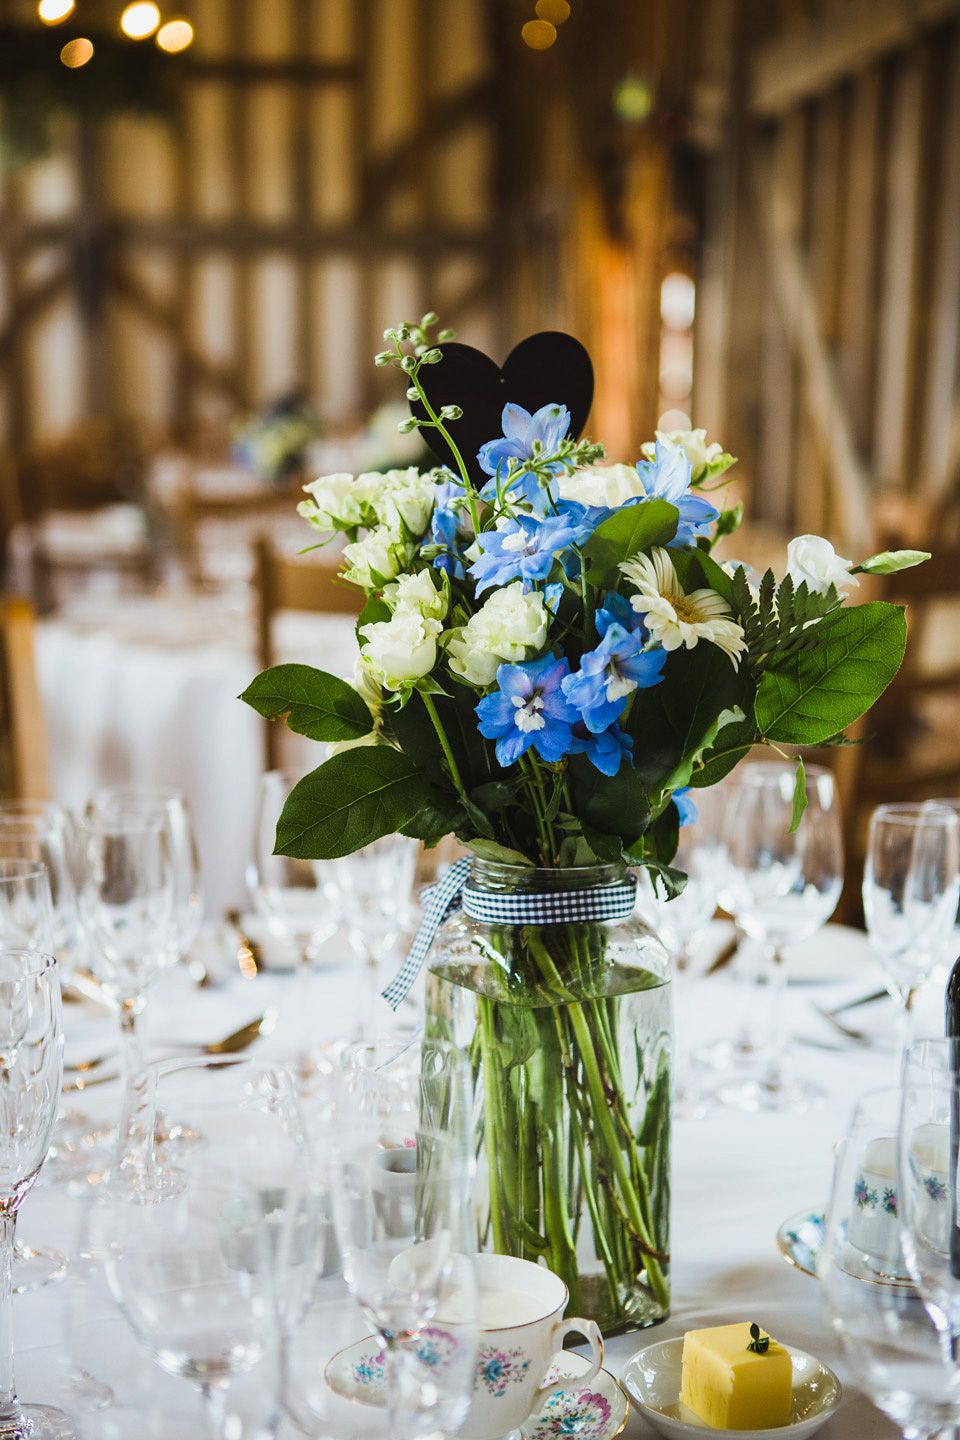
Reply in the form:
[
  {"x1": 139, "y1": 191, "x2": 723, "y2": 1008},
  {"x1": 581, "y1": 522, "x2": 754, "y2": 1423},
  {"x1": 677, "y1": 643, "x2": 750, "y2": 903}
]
[
  {"x1": 13, "y1": 927, "x2": 926, "y2": 1437},
  {"x1": 35, "y1": 593, "x2": 361, "y2": 918}
]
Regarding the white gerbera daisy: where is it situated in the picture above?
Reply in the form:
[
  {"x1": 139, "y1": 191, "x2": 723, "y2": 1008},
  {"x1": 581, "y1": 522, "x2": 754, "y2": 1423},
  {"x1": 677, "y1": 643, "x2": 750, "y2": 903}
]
[{"x1": 618, "y1": 547, "x2": 747, "y2": 668}]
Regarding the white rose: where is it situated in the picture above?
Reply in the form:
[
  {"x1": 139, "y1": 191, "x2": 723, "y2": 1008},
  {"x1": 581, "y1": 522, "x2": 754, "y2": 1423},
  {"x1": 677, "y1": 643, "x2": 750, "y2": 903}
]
[
  {"x1": 382, "y1": 568, "x2": 448, "y2": 621},
  {"x1": 556, "y1": 462, "x2": 641, "y2": 510},
  {"x1": 446, "y1": 581, "x2": 549, "y2": 686},
  {"x1": 299, "y1": 472, "x2": 366, "y2": 528},
  {"x1": 641, "y1": 429, "x2": 734, "y2": 483},
  {"x1": 786, "y1": 534, "x2": 859, "y2": 598},
  {"x1": 355, "y1": 467, "x2": 435, "y2": 537},
  {"x1": 342, "y1": 526, "x2": 413, "y2": 589},
  {"x1": 359, "y1": 609, "x2": 442, "y2": 689}
]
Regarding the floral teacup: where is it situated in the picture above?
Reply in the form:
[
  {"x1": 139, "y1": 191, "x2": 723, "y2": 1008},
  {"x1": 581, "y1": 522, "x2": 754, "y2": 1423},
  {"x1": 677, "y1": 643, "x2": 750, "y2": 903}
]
[
  {"x1": 457, "y1": 1254, "x2": 603, "y2": 1440},
  {"x1": 848, "y1": 1127, "x2": 949, "y2": 1279}
]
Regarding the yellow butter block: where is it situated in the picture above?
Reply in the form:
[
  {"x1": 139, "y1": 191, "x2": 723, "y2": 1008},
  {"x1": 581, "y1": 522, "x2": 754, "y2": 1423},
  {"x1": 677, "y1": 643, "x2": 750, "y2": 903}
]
[{"x1": 680, "y1": 1322, "x2": 792, "y2": 1430}]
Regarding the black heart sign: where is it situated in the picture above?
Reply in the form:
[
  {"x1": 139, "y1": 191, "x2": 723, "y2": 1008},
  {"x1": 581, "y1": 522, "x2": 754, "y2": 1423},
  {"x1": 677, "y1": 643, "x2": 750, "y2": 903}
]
[{"x1": 410, "y1": 331, "x2": 594, "y2": 488}]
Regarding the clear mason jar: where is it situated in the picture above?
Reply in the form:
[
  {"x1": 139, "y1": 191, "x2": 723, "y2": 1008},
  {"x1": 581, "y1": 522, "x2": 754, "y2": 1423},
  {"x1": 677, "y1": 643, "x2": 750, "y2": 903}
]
[{"x1": 424, "y1": 860, "x2": 672, "y2": 1336}]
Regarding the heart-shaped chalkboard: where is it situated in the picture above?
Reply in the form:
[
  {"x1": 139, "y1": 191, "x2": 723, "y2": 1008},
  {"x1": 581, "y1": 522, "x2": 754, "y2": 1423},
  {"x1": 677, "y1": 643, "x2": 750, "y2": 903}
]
[{"x1": 411, "y1": 331, "x2": 594, "y2": 488}]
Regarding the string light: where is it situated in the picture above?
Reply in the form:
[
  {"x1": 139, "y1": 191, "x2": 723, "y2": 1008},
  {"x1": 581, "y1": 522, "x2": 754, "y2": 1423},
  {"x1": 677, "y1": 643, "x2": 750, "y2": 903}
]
[
  {"x1": 38, "y1": 0, "x2": 75, "y2": 23},
  {"x1": 535, "y1": 0, "x2": 570, "y2": 23},
  {"x1": 156, "y1": 17, "x2": 194, "y2": 52},
  {"x1": 522, "y1": 18, "x2": 556, "y2": 49},
  {"x1": 60, "y1": 36, "x2": 94, "y2": 66},
  {"x1": 120, "y1": 2, "x2": 160, "y2": 39}
]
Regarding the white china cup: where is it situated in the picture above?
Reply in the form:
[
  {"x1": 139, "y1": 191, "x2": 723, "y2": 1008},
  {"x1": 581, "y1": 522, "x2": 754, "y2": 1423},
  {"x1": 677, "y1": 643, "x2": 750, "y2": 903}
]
[
  {"x1": 455, "y1": 1253, "x2": 604, "y2": 1440},
  {"x1": 846, "y1": 1128, "x2": 950, "y2": 1279}
]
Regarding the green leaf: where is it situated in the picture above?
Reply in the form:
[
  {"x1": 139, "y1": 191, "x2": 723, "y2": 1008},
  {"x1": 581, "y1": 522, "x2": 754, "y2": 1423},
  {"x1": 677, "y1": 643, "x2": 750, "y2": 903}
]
[
  {"x1": 568, "y1": 759, "x2": 652, "y2": 846},
  {"x1": 713, "y1": 501, "x2": 743, "y2": 540},
  {"x1": 755, "y1": 602, "x2": 907, "y2": 744},
  {"x1": 356, "y1": 595, "x2": 390, "y2": 633},
  {"x1": 689, "y1": 715, "x2": 758, "y2": 788},
  {"x1": 581, "y1": 500, "x2": 678, "y2": 590},
  {"x1": 400, "y1": 790, "x2": 464, "y2": 844},
  {"x1": 240, "y1": 665, "x2": 373, "y2": 742},
  {"x1": 275, "y1": 749, "x2": 431, "y2": 858},
  {"x1": 631, "y1": 859, "x2": 688, "y2": 901},
  {"x1": 852, "y1": 549, "x2": 931, "y2": 576},
  {"x1": 789, "y1": 757, "x2": 807, "y2": 833},
  {"x1": 467, "y1": 838, "x2": 535, "y2": 866},
  {"x1": 580, "y1": 822, "x2": 623, "y2": 863},
  {"x1": 669, "y1": 547, "x2": 735, "y2": 606}
]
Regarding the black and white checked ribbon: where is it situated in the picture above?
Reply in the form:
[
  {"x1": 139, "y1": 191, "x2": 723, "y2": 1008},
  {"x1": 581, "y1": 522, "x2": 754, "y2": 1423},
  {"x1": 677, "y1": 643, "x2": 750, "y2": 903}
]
[{"x1": 381, "y1": 857, "x2": 637, "y2": 1010}]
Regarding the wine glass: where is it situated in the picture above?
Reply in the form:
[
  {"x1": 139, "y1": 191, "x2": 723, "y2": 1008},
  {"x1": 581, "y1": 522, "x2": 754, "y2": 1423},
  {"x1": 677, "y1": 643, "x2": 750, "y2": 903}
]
[
  {"x1": 334, "y1": 837, "x2": 418, "y2": 1036},
  {"x1": 0, "y1": 949, "x2": 75, "y2": 1439},
  {"x1": 87, "y1": 1056, "x2": 322, "y2": 1438},
  {"x1": 87, "y1": 785, "x2": 203, "y2": 969},
  {"x1": 248, "y1": 767, "x2": 342, "y2": 1071},
  {"x1": 76, "y1": 813, "x2": 175, "y2": 1176},
  {"x1": 863, "y1": 804, "x2": 960, "y2": 1063},
  {"x1": 314, "y1": 1036, "x2": 478, "y2": 1440},
  {"x1": 718, "y1": 761, "x2": 844, "y2": 1111},
  {"x1": 821, "y1": 1086, "x2": 960, "y2": 1439}
]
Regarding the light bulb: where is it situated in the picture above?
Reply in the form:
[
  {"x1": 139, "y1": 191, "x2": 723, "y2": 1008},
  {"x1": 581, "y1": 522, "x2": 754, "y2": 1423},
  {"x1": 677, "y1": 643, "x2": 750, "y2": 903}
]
[
  {"x1": 120, "y1": 2, "x2": 160, "y2": 39},
  {"x1": 156, "y1": 17, "x2": 193, "y2": 51}
]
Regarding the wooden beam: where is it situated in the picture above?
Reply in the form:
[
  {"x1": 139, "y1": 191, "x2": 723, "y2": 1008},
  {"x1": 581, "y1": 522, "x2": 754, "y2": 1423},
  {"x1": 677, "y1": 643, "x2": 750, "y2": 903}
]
[
  {"x1": 106, "y1": 219, "x2": 493, "y2": 256},
  {"x1": 185, "y1": 59, "x2": 360, "y2": 83},
  {"x1": 920, "y1": 28, "x2": 960, "y2": 495},
  {"x1": 749, "y1": 0, "x2": 960, "y2": 116},
  {"x1": 0, "y1": 269, "x2": 69, "y2": 364},
  {"x1": 110, "y1": 266, "x2": 246, "y2": 404}
]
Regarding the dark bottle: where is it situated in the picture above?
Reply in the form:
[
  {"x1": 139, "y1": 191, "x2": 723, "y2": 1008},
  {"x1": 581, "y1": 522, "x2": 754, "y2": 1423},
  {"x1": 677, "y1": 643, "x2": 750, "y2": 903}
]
[{"x1": 946, "y1": 960, "x2": 960, "y2": 1278}]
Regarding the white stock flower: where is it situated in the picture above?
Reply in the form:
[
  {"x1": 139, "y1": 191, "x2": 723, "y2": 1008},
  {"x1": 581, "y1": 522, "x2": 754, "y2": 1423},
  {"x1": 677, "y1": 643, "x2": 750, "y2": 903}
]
[
  {"x1": 785, "y1": 535, "x2": 859, "y2": 598},
  {"x1": 299, "y1": 472, "x2": 366, "y2": 529},
  {"x1": 556, "y1": 463, "x2": 642, "y2": 510},
  {"x1": 355, "y1": 467, "x2": 435, "y2": 537},
  {"x1": 341, "y1": 526, "x2": 413, "y2": 589},
  {"x1": 359, "y1": 608, "x2": 442, "y2": 689},
  {"x1": 619, "y1": 547, "x2": 746, "y2": 668},
  {"x1": 641, "y1": 429, "x2": 734, "y2": 483},
  {"x1": 382, "y1": 568, "x2": 448, "y2": 621},
  {"x1": 446, "y1": 581, "x2": 549, "y2": 687}
]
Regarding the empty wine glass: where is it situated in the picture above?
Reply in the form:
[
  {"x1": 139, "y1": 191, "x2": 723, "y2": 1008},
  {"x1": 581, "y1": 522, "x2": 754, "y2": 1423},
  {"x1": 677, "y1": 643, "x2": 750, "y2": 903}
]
[
  {"x1": 0, "y1": 949, "x2": 75, "y2": 1439},
  {"x1": 248, "y1": 767, "x2": 342, "y2": 1071},
  {"x1": 76, "y1": 813, "x2": 175, "y2": 1176},
  {"x1": 319, "y1": 1037, "x2": 478, "y2": 1440},
  {"x1": 334, "y1": 837, "x2": 418, "y2": 1036},
  {"x1": 87, "y1": 785, "x2": 203, "y2": 969},
  {"x1": 863, "y1": 804, "x2": 960, "y2": 1064},
  {"x1": 718, "y1": 762, "x2": 844, "y2": 1111},
  {"x1": 821, "y1": 1086, "x2": 960, "y2": 1439}
]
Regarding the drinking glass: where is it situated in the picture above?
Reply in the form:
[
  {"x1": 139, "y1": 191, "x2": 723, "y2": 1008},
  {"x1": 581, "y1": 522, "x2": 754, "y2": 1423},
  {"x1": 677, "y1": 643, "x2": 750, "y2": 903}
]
[
  {"x1": 316, "y1": 1036, "x2": 478, "y2": 1440},
  {"x1": 334, "y1": 836, "x2": 418, "y2": 1036},
  {"x1": 0, "y1": 949, "x2": 74, "y2": 1440},
  {"x1": 863, "y1": 805, "x2": 960, "y2": 1062},
  {"x1": 87, "y1": 785, "x2": 203, "y2": 968},
  {"x1": 821, "y1": 1086, "x2": 960, "y2": 1439},
  {"x1": 718, "y1": 762, "x2": 843, "y2": 1111},
  {"x1": 76, "y1": 814, "x2": 175, "y2": 1174},
  {"x1": 925, "y1": 798, "x2": 960, "y2": 967},
  {"x1": 248, "y1": 768, "x2": 342, "y2": 1070},
  {"x1": 87, "y1": 1056, "x2": 322, "y2": 1438}
]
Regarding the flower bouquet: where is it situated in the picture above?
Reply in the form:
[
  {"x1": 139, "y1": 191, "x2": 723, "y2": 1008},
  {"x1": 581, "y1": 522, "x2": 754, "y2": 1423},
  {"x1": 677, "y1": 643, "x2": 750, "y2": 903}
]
[{"x1": 243, "y1": 315, "x2": 923, "y2": 1331}]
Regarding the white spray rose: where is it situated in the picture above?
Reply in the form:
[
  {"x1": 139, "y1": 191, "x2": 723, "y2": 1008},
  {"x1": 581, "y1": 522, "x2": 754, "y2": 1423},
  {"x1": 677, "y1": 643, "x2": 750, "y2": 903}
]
[
  {"x1": 299, "y1": 472, "x2": 366, "y2": 529},
  {"x1": 341, "y1": 526, "x2": 413, "y2": 589},
  {"x1": 556, "y1": 462, "x2": 642, "y2": 510},
  {"x1": 328, "y1": 659, "x2": 383, "y2": 755},
  {"x1": 359, "y1": 609, "x2": 442, "y2": 689},
  {"x1": 641, "y1": 429, "x2": 735, "y2": 483},
  {"x1": 354, "y1": 467, "x2": 435, "y2": 537},
  {"x1": 786, "y1": 534, "x2": 859, "y2": 598},
  {"x1": 382, "y1": 568, "x2": 448, "y2": 621},
  {"x1": 446, "y1": 581, "x2": 549, "y2": 687}
]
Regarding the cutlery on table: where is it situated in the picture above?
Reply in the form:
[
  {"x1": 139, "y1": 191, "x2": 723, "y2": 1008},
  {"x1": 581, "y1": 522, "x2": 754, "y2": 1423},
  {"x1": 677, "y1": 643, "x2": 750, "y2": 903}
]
[{"x1": 65, "y1": 1010, "x2": 278, "y2": 1075}]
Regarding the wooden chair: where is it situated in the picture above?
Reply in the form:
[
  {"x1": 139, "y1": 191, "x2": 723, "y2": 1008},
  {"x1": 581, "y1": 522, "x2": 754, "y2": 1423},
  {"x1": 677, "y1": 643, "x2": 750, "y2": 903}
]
[
  {"x1": 0, "y1": 597, "x2": 49, "y2": 800},
  {"x1": 253, "y1": 536, "x2": 363, "y2": 768}
]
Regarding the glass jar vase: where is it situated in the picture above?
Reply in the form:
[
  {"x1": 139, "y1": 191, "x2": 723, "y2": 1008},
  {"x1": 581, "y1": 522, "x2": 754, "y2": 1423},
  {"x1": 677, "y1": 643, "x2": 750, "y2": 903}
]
[{"x1": 424, "y1": 860, "x2": 672, "y2": 1336}]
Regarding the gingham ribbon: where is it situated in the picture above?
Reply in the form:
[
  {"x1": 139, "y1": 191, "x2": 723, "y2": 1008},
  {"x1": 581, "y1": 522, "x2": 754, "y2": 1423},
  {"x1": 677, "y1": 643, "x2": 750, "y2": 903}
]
[{"x1": 381, "y1": 857, "x2": 637, "y2": 1010}]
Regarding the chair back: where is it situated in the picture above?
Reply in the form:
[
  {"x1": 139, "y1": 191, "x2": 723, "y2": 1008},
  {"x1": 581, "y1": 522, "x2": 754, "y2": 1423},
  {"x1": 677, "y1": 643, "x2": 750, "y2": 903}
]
[{"x1": 0, "y1": 598, "x2": 49, "y2": 800}]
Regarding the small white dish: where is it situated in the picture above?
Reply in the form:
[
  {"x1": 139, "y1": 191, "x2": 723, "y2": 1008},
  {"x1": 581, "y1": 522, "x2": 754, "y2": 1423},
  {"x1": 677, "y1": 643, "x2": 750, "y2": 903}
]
[
  {"x1": 326, "y1": 1338, "x2": 629, "y2": 1438},
  {"x1": 776, "y1": 1207, "x2": 913, "y2": 1289},
  {"x1": 622, "y1": 1336, "x2": 841, "y2": 1440}
]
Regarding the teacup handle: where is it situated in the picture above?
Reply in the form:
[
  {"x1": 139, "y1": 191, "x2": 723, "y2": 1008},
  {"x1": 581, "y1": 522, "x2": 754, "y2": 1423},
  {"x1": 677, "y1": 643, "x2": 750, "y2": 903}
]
[{"x1": 531, "y1": 1316, "x2": 604, "y2": 1411}]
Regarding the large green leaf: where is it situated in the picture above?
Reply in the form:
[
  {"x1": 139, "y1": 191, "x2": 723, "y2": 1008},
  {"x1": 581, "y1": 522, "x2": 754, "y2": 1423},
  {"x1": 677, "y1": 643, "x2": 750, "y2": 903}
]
[
  {"x1": 275, "y1": 748, "x2": 431, "y2": 858},
  {"x1": 756, "y1": 602, "x2": 906, "y2": 744},
  {"x1": 568, "y1": 758, "x2": 652, "y2": 846},
  {"x1": 669, "y1": 548, "x2": 735, "y2": 606},
  {"x1": 688, "y1": 716, "x2": 758, "y2": 788},
  {"x1": 240, "y1": 665, "x2": 373, "y2": 741},
  {"x1": 581, "y1": 500, "x2": 678, "y2": 590},
  {"x1": 627, "y1": 645, "x2": 753, "y2": 794}
]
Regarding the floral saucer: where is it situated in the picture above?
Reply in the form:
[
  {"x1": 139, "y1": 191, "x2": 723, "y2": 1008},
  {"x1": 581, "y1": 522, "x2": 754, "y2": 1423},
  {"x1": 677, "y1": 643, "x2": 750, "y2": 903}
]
[
  {"x1": 325, "y1": 1338, "x2": 629, "y2": 1439},
  {"x1": 776, "y1": 1208, "x2": 913, "y2": 1288},
  {"x1": 622, "y1": 1337, "x2": 841, "y2": 1440}
]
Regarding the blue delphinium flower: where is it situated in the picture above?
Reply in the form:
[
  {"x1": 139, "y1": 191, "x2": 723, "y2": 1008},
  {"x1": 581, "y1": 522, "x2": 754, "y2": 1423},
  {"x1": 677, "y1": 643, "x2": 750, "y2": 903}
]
[
  {"x1": 596, "y1": 593, "x2": 644, "y2": 637},
  {"x1": 672, "y1": 786, "x2": 699, "y2": 826},
  {"x1": 476, "y1": 655, "x2": 579, "y2": 766},
  {"x1": 569, "y1": 720, "x2": 633, "y2": 776},
  {"x1": 562, "y1": 624, "x2": 666, "y2": 733},
  {"x1": 469, "y1": 512, "x2": 586, "y2": 594},
  {"x1": 634, "y1": 440, "x2": 719, "y2": 546},
  {"x1": 428, "y1": 474, "x2": 469, "y2": 577},
  {"x1": 477, "y1": 402, "x2": 571, "y2": 480}
]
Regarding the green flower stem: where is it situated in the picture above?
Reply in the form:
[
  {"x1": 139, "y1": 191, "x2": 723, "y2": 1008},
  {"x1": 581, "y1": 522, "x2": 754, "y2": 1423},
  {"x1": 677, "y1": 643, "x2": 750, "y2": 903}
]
[
  {"x1": 409, "y1": 369, "x2": 481, "y2": 535},
  {"x1": 420, "y1": 692, "x2": 470, "y2": 809},
  {"x1": 519, "y1": 755, "x2": 553, "y2": 862},
  {"x1": 477, "y1": 995, "x2": 516, "y2": 1254}
]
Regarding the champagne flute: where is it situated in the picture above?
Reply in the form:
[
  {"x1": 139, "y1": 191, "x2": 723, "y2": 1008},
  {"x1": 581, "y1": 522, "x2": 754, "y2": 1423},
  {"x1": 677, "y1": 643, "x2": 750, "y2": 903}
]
[
  {"x1": 0, "y1": 949, "x2": 74, "y2": 1440},
  {"x1": 334, "y1": 837, "x2": 418, "y2": 1036},
  {"x1": 718, "y1": 762, "x2": 843, "y2": 1111},
  {"x1": 863, "y1": 804, "x2": 960, "y2": 1063},
  {"x1": 821, "y1": 1086, "x2": 960, "y2": 1439}
]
